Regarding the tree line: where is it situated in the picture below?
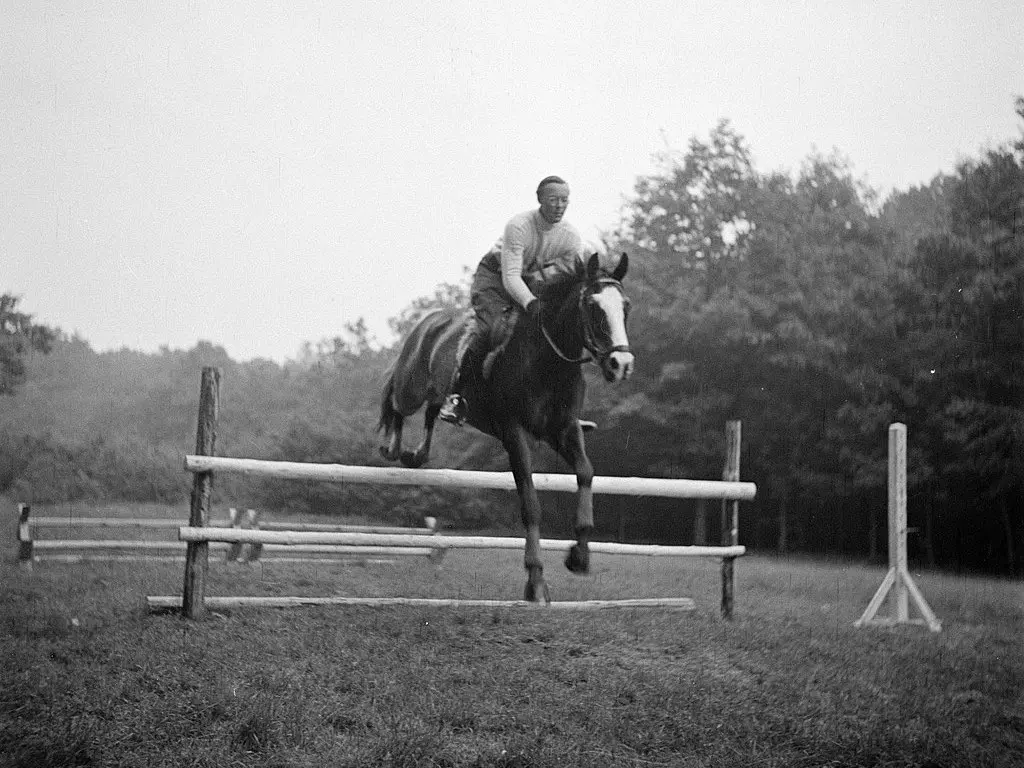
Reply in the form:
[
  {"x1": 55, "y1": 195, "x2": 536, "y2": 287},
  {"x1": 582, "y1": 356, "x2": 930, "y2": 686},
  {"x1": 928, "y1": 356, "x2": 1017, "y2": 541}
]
[{"x1": 3, "y1": 101, "x2": 1021, "y2": 574}]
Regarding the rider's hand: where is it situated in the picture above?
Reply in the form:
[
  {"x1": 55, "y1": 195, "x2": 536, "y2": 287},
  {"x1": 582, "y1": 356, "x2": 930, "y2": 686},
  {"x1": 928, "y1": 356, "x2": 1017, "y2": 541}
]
[{"x1": 525, "y1": 299, "x2": 542, "y2": 324}]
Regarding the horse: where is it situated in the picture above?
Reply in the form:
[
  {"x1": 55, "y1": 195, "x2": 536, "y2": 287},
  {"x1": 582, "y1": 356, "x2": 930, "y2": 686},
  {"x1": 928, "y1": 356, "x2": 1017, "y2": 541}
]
[{"x1": 378, "y1": 252, "x2": 634, "y2": 601}]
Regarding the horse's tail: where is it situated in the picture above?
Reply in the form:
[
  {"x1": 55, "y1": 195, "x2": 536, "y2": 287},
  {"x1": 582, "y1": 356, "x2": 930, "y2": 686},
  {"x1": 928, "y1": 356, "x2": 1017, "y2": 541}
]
[{"x1": 378, "y1": 360, "x2": 398, "y2": 436}]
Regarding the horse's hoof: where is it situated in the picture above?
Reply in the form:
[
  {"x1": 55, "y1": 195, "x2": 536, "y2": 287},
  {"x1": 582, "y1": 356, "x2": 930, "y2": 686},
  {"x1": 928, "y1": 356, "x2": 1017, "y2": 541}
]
[
  {"x1": 379, "y1": 446, "x2": 396, "y2": 462},
  {"x1": 523, "y1": 580, "x2": 551, "y2": 604},
  {"x1": 399, "y1": 450, "x2": 426, "y2": 468},
  {"x1": 565, "y1": 544, "x2": 590, "y2": 574}
]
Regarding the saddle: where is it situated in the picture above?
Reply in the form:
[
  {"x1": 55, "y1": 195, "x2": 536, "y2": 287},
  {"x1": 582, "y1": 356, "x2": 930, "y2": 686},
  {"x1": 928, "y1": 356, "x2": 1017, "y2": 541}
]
[
  {"x1": 456, "y1": 307, "x2": 520, "y2": 382},
  {"x1": 482, "y1": 308, "x2": 518, "y2": 379}
]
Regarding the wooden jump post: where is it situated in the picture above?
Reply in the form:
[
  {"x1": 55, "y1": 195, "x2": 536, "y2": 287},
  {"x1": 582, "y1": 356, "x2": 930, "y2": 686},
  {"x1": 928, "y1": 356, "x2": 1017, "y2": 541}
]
[
  {"x1": 721, "y1": 420, "x2": 741, "y2": 619},
  {"x1": 182, "y1": 366, "x2": 219, "y2": 619},
  {"x1": 17, "y1": 503, "x2": 32, "y2": 569},
  {"x1": 170, "y1": 367, "x2": 754, "y2": 618},
  {"x1": 855, "y1": 423, "x2": 941, "y2": 633}
]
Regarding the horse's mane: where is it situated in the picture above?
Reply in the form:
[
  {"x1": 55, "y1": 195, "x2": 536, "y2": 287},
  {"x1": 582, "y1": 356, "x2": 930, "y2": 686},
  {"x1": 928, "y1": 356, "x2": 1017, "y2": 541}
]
[
  {"x1": 538, "y1": 264, "x2": 588, "y2": 306},
  {"x1": 538, "y1": 258, "x2": 618, "y2": 309}
]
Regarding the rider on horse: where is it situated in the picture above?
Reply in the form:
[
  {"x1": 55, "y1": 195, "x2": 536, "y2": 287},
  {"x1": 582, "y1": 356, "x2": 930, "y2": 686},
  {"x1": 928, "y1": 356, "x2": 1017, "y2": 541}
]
[{"x1": 439, "y1": 175, "x2": 589, "y2": 426}]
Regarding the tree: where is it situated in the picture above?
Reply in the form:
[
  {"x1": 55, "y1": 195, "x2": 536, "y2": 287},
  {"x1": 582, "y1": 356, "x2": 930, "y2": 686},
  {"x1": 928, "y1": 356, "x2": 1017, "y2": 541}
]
[
  {"x1": 912, "y1": 140, "x2": 1023, "y2": 573},
  {"x1": 614, "y1": 126, "x2": 890, "y2": 554},
  {"x1": 0, "y1": 294, "x2": 54, "y2": 396},
  {"x1": 387, "y1": 274, "x2": 470, "y2": 338}
]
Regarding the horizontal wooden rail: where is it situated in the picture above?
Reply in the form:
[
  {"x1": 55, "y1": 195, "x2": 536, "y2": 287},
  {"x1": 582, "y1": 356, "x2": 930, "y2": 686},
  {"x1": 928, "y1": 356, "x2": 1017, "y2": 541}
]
[
  {"x1": 178, "y1": 526, "x2": 745, "y2": 558},
  {"x1": 27, "y1": 518, "x2": 435, "y2": 534},
  {"x1": 147, "y1": 596, "x2": 697, "y2": 611},
  {"x1": 33, "y1": 540, "x2": 220, "y2": 551},
  {"x1": 259, "y1": 544, "x2": 436, "y2": 557},
  {"x1": 184, "y1": 455, "x2": 757, "y2": 501},
  {"x1": 257, "y1": 522, "x2": 436, "y2": 535},
  {"x1": 28, "y1": 517, "x2": 229, "y2": 529}
]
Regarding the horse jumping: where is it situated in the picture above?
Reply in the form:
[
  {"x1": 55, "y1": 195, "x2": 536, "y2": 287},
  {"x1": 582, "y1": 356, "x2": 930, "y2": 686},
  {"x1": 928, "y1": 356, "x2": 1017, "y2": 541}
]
[{"x1": 378, "y1": 253, "x2": 633, "y2": 601}]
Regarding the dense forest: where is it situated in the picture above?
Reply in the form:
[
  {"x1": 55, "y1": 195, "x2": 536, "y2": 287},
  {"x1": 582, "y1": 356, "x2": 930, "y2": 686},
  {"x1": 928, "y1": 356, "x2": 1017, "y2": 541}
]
[{"x1": 4, "y1": 104, "x2": 1022, "y2": 575}]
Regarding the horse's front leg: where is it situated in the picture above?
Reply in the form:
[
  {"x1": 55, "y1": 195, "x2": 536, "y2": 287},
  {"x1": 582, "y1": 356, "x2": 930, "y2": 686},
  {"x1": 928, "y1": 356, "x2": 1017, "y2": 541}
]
[
  {"x1": 378, "y1": 413, "x2": 404, "y2": 462},
  {"x1": 503, "y1": 425, "x2": 549, "y2": 603},
  {"x1": 557, "y1": 419, "x2": 594, "y2": 574}
]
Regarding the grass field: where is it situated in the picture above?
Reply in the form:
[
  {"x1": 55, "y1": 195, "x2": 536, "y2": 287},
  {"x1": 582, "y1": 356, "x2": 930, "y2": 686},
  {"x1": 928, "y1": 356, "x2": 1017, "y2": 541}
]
[{"x1": 2, "y1": 502, "x2": 1022, "y2": 767}]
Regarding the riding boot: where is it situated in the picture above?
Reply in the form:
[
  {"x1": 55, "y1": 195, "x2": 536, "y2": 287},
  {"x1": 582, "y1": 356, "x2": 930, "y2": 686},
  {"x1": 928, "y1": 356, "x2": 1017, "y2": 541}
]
[
  {"x1": 439, "y1": 385, "x2": 468, "y2": 426},
  {"x1": 439, "y1": 322, "x2": 480, "y2": 426}
]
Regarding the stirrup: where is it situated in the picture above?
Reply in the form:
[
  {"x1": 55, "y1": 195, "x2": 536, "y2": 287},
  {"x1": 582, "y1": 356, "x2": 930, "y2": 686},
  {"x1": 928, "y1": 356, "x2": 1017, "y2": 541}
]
[
  {"x1": 439, "y1": 394, "x2": 467, "y2": 426},
  {"x1": 579, "y1": 419, "x2": 598, "y2": 432}
]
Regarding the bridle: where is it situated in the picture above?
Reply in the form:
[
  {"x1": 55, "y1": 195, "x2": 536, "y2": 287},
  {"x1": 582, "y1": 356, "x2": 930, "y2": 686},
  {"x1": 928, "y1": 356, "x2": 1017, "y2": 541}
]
[{"x1": 539, "y1": 277, "x2": 631, "y2": 365}]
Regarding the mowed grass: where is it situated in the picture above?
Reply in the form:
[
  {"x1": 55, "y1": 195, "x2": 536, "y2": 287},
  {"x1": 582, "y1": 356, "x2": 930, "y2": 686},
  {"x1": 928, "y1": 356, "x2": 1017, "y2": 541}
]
[{"x1": 2, "y1": 502, "x2": 1022, "y2": 767}]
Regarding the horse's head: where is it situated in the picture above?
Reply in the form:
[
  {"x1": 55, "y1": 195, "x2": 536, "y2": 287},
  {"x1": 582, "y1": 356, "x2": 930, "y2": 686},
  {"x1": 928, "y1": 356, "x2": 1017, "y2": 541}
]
[{"x1": 579, "y1": 252, "x2": 634, "y2": 382}]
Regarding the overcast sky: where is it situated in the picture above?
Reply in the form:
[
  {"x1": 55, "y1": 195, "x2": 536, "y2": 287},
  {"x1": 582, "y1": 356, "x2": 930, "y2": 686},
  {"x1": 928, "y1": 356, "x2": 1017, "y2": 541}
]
[{"x1": 4, "y1": 0, "x2": 1022, "y2": 362}]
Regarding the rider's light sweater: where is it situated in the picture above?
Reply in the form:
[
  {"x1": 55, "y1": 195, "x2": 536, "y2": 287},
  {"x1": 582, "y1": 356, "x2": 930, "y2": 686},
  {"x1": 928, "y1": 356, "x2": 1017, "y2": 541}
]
[{"x1": 500, "y1": 209, "x2": 584, "y2": 309}]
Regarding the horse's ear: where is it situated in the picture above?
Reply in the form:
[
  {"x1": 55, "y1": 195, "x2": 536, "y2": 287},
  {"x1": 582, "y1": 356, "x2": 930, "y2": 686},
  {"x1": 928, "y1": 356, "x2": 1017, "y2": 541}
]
[
  {"x1": 611, "y1": 253, "x2": 628, "y2": 282},
  {"x1": 586, "y1": 252, "x2": 601, "y2": 279}
]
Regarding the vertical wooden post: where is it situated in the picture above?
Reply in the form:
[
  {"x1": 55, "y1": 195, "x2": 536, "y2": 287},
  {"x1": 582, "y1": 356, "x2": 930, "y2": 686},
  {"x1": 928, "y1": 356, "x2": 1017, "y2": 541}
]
[
  {"x1": 721, "y1": 420, "x2": 741, "y2": 619},
  {"x1": 692, "y1": 498, "x2": 707, "y2": 546},
  {"x1": 855, "y1": 423, "x2": 941, "y2": 632},
  {"x1": 225, "y1": 507, "x2": 242, "y2": 563},
  {"x1": 244, "y1": 509, "x2": 262, "y2": 563},
  {"x1": 182, "y1": 367, "x2": 220, "y2": 619},
  {"x1": 424, "y1": 516, "x2": 448, "y2": 563},
  {"x1": 888, "y1": 424, "x2": 910, "y2": 621},
  {"x1": 17, "y1": 503, "x2": 33, "y2": 569}
]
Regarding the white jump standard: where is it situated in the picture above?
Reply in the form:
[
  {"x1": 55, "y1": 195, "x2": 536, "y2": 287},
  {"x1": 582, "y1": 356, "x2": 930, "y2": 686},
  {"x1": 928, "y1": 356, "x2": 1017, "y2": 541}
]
[{"x1": 855, "y1": 423, "x2": 941, "y2": 633}]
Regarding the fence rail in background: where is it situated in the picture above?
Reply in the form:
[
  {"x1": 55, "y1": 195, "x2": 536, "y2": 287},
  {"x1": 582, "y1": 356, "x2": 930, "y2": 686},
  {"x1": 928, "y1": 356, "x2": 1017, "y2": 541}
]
[
  {"x1": 16, "y1": 502, "x2": 441, "y2": 567},
  {"x1": 222, "y1": 507, "x2": 442, "y2": 564}
]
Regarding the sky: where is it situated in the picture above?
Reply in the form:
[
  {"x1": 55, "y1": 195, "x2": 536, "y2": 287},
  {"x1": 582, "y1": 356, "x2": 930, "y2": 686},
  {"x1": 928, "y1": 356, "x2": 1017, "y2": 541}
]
[{"x1": 3, "y1": 0, "x2": 1022, "y2": 363}]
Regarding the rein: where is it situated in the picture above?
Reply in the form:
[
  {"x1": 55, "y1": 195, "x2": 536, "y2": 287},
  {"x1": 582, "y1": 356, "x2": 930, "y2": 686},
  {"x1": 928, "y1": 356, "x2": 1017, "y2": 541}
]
[{"x1": 538, "y1": 278, "x2": 630, "y2": 365}]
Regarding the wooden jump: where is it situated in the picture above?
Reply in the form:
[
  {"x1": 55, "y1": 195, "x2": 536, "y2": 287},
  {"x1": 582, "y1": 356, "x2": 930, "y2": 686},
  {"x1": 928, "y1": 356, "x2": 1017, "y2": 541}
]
[{"x1": 166, "y1": 368, "x2": 754, "y2": 619}]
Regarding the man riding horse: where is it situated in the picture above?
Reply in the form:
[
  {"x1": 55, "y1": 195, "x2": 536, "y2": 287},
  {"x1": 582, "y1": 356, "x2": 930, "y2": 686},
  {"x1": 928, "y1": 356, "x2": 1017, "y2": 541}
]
[
  {"x1": 380, "y1": 175, "x2": 633, "y2": 600},
  {"x1": 439, "y1": 175, "x2": 588, "y2": 426}
]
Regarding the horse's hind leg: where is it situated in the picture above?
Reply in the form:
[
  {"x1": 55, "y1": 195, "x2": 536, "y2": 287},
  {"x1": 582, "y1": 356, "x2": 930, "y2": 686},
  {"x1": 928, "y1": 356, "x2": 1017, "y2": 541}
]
[
  {"x1": 379, "y1": 412, "x2": 405, "y2": 462},
  {"x1": 400, "y1": 403, "x2": 440, "y2": 468}
]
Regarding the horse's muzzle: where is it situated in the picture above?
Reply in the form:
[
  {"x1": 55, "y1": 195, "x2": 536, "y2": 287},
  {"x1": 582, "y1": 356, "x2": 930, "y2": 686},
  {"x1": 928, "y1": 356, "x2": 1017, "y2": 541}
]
[{"x1": 601, "y1": 347, "x2": 634, "y2": 382}]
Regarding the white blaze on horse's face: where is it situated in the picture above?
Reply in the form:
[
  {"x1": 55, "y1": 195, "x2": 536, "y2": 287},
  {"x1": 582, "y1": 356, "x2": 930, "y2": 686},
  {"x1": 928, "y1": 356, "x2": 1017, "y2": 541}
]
[{"x1": 592, "y1": 285, "x2": 634, "y2": 382}]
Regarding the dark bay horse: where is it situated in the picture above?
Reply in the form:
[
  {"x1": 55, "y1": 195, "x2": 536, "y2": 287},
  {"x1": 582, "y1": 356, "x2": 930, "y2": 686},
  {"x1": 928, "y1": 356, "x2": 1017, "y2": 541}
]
[{"x1": 378, "y1": 253, "x2": 633, "y2": 601}]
